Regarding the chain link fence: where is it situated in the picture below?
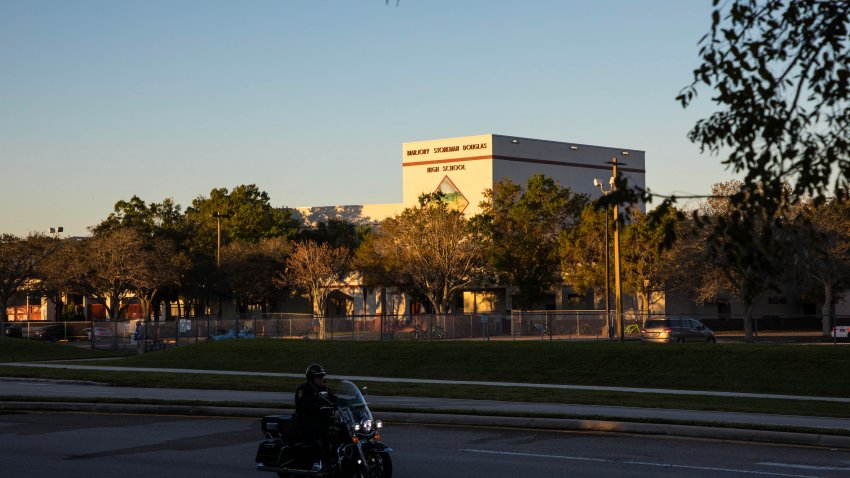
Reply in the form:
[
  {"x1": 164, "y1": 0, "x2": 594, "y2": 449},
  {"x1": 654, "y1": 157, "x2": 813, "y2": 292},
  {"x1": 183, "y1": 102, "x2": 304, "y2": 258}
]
[{"x1": 3, "y1": 311, "x2": 842, "y2": 350}]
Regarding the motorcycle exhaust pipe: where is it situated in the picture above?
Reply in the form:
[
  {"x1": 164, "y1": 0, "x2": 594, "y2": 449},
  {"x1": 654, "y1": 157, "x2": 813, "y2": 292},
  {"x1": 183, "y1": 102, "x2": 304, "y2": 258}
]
[{"x1": 256, "y1": 464, "x2": 328, "y2": 477}]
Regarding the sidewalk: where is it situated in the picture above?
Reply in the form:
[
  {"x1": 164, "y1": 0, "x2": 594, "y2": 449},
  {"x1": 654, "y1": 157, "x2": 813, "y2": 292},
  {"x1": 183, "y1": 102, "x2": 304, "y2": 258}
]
[
  {"x1": 2, "y1": 362, "x2": 849, "y2": 449},
  {"x1": 5, "y1": 361, "x2": 850, "y2": 403}
]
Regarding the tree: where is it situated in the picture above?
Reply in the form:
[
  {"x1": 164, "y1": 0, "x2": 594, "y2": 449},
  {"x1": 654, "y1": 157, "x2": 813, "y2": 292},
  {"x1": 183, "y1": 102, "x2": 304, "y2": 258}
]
[
  {"x1": 220, "y1": 238, "x2": 291, "y2": 314},
  {"x1": 562, "y1": 203, "x2": 683, "y2": 320},
  {"x1": 131, "y1": 235, "x2": 189, "y2": 322},
  {"x1": 559, "y1": 204, "x2": 608, "y2": 299},
  {"x1": 689, "y1": 181, "x2": 799, "y2": 342},
  {"x1": 90, "y1": 195, "x2": 191, "y2": 320},
  {"x1": 185, "y1": 184, "x2": 301, "y2": 254},
  {"x1": 55, "y1": 229, "x2": 159, "y2": 320},
  {"x1": 91, "y1": 195, "x2": 186, "y2": 241},
  {"x1": 182, "y1": 185, "x2": 300, "y2": 315},
  {"x1": 794, "y1": 195, "x2": 850, "y2": 336},
  {"x1": 667, "y1": 0, "x2": 850, "y2": 315},
  {"x1": 679, "y1": 0, "x2": 849, "y2": 202},
  {"x1": 0, "y1": 234, "x2": 55, "y2": 335},
  {"x1": 620, "y1": 208, "x2": 681, "y2": 315},
  {"x1": 473, "y1": 175, "x2": 587, "y2": 309},
  {"x1": 361, "y1": 198, "x2": 487, "y2": 316},
  {"x1": 282, "y1": 240, "x2": 351, "y2": 339}
]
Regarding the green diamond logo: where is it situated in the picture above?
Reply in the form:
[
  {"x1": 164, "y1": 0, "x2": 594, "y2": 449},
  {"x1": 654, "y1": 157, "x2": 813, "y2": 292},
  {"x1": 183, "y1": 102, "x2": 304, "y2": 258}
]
[{"x1": 435, "y1": 175, "x2": 469, "y2": 212}]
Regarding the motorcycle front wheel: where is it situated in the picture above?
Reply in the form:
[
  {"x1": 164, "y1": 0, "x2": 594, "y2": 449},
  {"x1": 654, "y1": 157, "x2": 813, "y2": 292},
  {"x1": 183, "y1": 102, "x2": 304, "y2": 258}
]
[{"x1": 359, "y1": 451, "x2": 392, "y2": 478}]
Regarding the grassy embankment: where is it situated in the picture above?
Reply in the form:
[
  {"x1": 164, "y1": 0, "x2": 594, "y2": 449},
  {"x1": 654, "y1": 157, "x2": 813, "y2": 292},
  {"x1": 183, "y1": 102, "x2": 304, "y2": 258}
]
[{"x1": 1, "y1": 337, "x2": 848, "y2": 418}]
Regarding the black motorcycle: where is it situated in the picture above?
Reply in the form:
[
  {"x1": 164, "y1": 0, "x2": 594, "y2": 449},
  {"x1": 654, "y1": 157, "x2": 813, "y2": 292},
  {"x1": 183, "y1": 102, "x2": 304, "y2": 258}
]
[{"x1": 256, "y1": 380, "x2": 393, "y2": 478}]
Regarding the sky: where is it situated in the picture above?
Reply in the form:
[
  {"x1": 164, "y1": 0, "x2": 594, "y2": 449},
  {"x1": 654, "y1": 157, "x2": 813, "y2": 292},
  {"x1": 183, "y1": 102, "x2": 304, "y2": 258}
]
[{"x1": 0, "y1": 0, "x2": 734, "y2": 237}]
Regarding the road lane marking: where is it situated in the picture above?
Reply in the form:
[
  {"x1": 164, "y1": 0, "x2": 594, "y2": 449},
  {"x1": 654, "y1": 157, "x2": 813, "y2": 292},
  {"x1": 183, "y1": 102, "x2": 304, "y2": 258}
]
[
  {"x1": 758, "y1": 462, "x2": 850, "y2": 471},
  {"x1": 461, "y1": 450, "x2": 826, "y2": 477},
  {"x1": 459, "y1": 449, "x2": 610, "y2": 462},
  {"x1": 625, "y1": 460, "x2": 824, "y2": 478}
]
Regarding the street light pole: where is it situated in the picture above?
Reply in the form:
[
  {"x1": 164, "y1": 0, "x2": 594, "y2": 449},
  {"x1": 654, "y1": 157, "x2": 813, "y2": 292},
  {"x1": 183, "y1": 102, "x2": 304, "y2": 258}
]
[
  {"x1": 592, "y1": 179, "x2": 612, "y2": 339},
  {"x1": 48, "y1": 226, "x2": 63, "y2": 322},
  {"x1": 608, "y1": 157, "x2": 625, "y2": 343},
  {"x1": 212, "y1": 212, "x2": 231, "y2": 267}
]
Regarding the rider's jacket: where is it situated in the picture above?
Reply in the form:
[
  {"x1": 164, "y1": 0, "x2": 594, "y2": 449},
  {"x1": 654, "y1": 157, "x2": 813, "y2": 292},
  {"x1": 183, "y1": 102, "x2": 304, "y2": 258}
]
[{"x1": 294, "y1": 381, "x2": 336, "y2": 435}]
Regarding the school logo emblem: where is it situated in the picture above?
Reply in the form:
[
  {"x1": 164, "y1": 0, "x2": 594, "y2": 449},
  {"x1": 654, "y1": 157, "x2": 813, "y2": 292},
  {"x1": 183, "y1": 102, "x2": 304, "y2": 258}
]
[{"x1": 435, "y1": 175, "x2": 469, "y2": 212}]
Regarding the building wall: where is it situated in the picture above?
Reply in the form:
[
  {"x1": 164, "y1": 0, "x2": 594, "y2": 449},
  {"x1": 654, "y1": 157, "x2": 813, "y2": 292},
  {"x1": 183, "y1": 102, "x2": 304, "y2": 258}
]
[
  {"x1": 294, "y1": 203, "x2": 403, "y2": 226},
  {"x1": 490, "y1": 134, "x2": 646, "y2": 213},
  {"x1": 401, "y1": 134, "x2": 495, "y2": 214}
]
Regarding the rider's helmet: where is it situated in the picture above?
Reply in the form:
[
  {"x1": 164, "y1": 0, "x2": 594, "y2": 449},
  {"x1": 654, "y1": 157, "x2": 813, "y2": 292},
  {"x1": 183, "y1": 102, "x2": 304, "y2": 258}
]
[{"x1": 305, "y1": 363, "x2": 327, "y2": 381}]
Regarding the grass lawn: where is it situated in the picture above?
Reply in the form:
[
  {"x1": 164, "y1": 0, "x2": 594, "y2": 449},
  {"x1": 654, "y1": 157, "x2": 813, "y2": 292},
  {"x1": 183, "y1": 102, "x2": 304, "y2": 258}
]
[
  {"x1": 2, "y1": 337, "x2": 848, "y2": 419},
  {"x1": 105, "y1": 338, "x2": 850, "y2": 398},
  {"x1": 0, "y1": 337, "x2": 128, "y2": 362}
]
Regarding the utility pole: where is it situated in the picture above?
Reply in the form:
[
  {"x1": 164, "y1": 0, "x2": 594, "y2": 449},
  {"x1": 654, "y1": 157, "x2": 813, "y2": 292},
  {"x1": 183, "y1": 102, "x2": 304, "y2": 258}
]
[
  {"x1": 608, "y1": 157, "x2": 625, "y2": 342},
  {"x1": 212, "y1": 212, "x2": 231, "y2": 267},
  {"x1": 212, "y1": 212, "x2": 230, "y2": 320}
]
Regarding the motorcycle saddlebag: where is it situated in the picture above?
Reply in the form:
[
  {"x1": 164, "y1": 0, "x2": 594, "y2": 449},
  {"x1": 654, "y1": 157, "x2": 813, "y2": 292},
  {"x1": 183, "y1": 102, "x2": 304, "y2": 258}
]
[
  {"x1": 255, "y1": 438, "x2": 284, "y2": 465},
  {"x1": 261, "y1": 414, "x2": 294, "y2": 434}
]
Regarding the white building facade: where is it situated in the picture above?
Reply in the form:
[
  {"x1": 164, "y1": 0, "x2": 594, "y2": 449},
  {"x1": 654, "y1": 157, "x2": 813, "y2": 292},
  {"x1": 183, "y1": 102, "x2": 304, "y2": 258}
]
[{"x1": 401, "y1": 134, "x2": 645, "y2": 216}]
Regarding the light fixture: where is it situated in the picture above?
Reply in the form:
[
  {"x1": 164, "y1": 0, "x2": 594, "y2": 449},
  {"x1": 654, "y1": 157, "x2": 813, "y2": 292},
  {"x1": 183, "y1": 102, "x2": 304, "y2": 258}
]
[
  {"x1": 570, "y1": 145, "x2": 578, "y2": 150},
  {"x1": 511, "y1": 139, "x2": 520, "y2": 144},
  {"x1": 622, "y1": 151, "x2": 630, "y2": 156}
]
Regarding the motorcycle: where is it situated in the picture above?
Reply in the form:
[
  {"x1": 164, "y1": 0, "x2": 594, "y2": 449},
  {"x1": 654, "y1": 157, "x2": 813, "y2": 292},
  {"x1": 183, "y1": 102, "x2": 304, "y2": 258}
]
[{"x1": 256, "y1": 380, "x2": 393, "y2": 478}]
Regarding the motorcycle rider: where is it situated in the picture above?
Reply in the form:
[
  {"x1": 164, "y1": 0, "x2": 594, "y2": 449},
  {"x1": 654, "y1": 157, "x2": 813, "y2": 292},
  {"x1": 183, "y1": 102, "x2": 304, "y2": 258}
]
[{"x1": 295, "y1": 364, "x2": 337, "y2": 472}]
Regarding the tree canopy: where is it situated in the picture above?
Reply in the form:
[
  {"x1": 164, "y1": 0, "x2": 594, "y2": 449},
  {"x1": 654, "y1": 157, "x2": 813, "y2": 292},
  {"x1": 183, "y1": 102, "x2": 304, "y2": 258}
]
[
  {"x1": 282, "y1": 240, "x2": 351, "y2": 339},
  {"x1": 361, "y1": 198, "x2": 487, "y2": 315},
  {"x1": 474, "y1": 175, "x2": 587, "y2": 309},
  {"x1": 185, "y1": 184, "x2": 301, "y2": 254},
  {"x1": 0, "y1": 234, "x2": 55, "y2": 334}
]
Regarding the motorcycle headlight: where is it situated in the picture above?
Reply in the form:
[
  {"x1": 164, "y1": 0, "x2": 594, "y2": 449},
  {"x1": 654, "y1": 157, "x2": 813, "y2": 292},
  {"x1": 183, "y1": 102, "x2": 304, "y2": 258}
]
[
  {"x1": 360, "y1": 418, "x2": 373, "y2": 433},
  {"x1": 353, "y1": 423, "x2": 361, "y2": 432},
  {"x1": 375, "y1": 420, "x2": 383, "y2": 429}
]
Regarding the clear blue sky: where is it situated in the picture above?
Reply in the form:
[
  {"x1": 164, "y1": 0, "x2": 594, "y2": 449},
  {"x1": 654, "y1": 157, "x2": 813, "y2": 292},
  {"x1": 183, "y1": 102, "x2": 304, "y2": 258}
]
[{"x1": 0, "y1": 0, "x2": 732, "y2": 237}]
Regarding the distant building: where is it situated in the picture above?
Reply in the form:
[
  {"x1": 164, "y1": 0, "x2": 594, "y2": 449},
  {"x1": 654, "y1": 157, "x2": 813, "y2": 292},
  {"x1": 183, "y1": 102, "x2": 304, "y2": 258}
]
[{"x1": 295, "y1": 133, "x2": 646, "y2": 225}]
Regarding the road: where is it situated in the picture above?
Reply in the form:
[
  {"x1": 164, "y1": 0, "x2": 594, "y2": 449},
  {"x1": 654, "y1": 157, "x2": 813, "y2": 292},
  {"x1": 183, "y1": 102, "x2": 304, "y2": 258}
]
[{"x1": 1, "y1": 412, "x2": 849, "y2": 478}]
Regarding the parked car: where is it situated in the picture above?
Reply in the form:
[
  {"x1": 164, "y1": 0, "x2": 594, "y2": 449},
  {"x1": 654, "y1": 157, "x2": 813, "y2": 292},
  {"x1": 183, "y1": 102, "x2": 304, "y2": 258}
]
[
  {"x1": 832, "y1": 325, "x2": 850, "y2": 339},
  {"x1": 3, "y1": 325, "x2": 23, "y2": 338},
  {"x1": 83, "y1": 327, "x2": 114, "y2": 339},
  {"x1": 28, "y1": 324, "x2": 65, "y2": 342},
  {"x1": 641, "y1": 317, "x2": 716, "y2": 343}
]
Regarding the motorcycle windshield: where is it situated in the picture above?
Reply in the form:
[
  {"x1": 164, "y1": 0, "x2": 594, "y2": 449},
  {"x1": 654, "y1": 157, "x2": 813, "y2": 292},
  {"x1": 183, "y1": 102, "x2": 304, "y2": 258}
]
[{"x1": 333, "y1": 380, "x2": 373, "y2": 423}]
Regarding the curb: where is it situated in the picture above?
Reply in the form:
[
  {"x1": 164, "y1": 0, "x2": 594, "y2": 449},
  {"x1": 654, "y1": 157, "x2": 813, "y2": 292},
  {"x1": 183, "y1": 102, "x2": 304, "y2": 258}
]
[{"x1": 3, "y1": 401, "x2": 849, "y2": 450}]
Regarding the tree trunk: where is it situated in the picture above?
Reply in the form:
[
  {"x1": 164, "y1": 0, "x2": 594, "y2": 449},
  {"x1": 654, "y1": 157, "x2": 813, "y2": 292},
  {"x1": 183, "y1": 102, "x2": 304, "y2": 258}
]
[
  {"x1": 0, "y1": 298, "x2": 8, "y2": 336},
  {"x1": 743, "y1": 301, "x2": 755, "y2": 343},
  {"x1": 822, "y1": 283, "x2": 834, "y2": 337},
  {"x1": 313, "y1": 290, "x2": 327, "y2": 340}
]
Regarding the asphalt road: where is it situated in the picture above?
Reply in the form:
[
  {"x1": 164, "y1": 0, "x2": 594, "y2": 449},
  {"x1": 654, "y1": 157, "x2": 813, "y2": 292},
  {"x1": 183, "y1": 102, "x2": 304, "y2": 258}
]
[{"x1": 2, "y1": 412, "x2": 850, "y2": 478}]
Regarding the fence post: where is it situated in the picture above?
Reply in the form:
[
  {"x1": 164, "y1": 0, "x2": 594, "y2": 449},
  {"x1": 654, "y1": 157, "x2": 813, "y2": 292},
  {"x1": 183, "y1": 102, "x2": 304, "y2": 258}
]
[{"x1": 576, "y1": 312, "x2": 580, "y2": 338}]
